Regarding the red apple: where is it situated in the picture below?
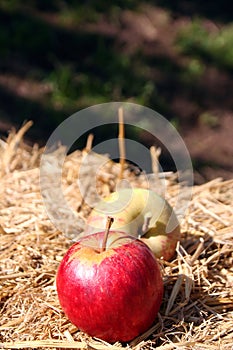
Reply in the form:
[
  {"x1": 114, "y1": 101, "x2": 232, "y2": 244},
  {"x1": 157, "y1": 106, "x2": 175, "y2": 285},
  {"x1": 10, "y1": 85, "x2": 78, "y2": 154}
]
[{"x1": 56, "y1": 230, "x2": 163, "y2": 343}]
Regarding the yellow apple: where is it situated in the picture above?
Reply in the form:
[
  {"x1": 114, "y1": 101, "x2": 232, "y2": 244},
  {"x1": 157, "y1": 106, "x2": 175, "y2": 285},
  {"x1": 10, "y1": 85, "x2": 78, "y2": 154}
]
[{"x1": 85, "y1": 188, "x2": 180, "y2": 260}]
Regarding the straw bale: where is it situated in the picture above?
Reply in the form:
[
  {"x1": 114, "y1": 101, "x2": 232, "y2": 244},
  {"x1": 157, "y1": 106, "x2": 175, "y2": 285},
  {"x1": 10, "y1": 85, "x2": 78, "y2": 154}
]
[{"x1": 0, "y1": 124, "x2": 233, "y2": 350}]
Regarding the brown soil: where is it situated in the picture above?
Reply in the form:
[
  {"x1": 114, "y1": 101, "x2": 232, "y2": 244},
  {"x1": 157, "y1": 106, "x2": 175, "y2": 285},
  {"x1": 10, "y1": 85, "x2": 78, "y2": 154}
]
[{"x1": 0, "y1": 5, "x2": 232, "y2": 184}]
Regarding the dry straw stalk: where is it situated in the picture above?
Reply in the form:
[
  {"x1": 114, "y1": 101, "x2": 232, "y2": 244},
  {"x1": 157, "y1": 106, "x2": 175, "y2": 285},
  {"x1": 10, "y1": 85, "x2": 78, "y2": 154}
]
[{"x1": 0, "y1": 124, "x2": 233, "y2": 350}]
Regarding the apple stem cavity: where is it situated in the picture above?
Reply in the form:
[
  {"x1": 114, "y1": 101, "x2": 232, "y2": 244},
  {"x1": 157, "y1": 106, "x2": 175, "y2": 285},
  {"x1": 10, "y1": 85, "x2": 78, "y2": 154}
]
[
  {"x1": 100, "y1": 216, "x2": 114, "y2": 253},
  {"x1": 110, "y1": 234, "x2": 136, "y2": 246}
]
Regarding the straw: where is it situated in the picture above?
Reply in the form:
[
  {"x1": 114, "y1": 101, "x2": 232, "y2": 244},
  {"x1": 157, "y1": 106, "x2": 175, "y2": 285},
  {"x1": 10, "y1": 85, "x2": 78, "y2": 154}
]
[{"x1": 0, "y1": 123, "x2": 233, "y2": 350}]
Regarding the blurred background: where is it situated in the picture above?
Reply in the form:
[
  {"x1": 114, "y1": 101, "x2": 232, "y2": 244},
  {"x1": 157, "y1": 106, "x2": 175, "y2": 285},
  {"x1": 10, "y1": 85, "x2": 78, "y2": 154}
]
[{"x1": 0, "y1": 0, "x2": 232, "y2": 184}]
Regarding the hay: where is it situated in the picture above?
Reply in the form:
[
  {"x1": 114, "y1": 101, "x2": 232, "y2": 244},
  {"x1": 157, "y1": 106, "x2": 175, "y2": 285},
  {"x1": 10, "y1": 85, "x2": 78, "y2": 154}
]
[{"x1": 0, "y1": 124, "x2": 233, "y2": 350}]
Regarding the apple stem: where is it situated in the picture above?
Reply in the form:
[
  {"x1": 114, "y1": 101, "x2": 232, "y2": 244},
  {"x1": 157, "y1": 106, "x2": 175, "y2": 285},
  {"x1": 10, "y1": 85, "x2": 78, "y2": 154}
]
[
  {"x1": 101, "y1": 216, "x2": 114, "y2": 252},
  {"x1": 141, "y1": 212, "x2": 152, "y2": 235}
]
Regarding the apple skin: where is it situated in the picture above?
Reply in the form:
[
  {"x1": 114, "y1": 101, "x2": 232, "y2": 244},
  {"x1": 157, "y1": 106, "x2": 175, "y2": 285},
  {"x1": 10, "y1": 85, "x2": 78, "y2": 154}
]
[
  {"x1": 56, "y1": 231, "x2": 163, "y2": 343},
  {"x1": 86, "y1": 189, "x2": 180, "y2": 261}
]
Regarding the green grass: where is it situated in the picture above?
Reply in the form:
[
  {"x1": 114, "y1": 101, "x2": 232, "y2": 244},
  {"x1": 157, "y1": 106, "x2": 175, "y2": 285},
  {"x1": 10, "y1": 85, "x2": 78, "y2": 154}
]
[
  {"x1": 176, "y1": 20, "x2": 233, "y2": 70},
  {"x1": 0, "y1": 1, "x2": 232, "y2": 144},
  {"x1": 45, "y1": 48, "x2": 158, "y2": 111},
  {"x1": 198, "y1": 112, "x2": 220, "y2": 128}
]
